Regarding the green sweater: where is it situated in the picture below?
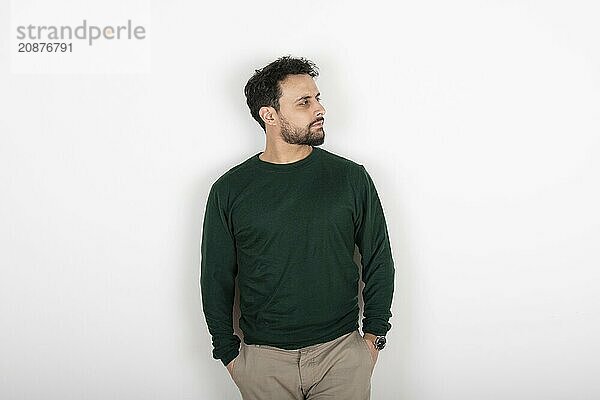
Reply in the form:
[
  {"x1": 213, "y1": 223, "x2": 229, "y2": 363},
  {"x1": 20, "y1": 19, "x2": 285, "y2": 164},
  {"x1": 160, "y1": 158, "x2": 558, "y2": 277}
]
[{"x1": 200, "y1": 146, "x2": 395, "y2": 366}]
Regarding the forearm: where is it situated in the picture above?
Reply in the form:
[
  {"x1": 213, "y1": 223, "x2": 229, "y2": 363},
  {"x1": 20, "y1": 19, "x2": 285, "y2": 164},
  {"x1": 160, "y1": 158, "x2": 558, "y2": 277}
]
[
  {"x1": 201, "y1": 281, "x2": 240, "y2": 366},
  {"x1": 362, "y1": 260, "x2": 394, "y2": 336}
]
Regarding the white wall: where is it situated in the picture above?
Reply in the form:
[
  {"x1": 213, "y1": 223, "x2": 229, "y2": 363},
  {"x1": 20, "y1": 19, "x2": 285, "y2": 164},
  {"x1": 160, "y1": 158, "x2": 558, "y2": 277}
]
[{"x1": 1, "y1": 0, "x2": 599, "y2": 399}]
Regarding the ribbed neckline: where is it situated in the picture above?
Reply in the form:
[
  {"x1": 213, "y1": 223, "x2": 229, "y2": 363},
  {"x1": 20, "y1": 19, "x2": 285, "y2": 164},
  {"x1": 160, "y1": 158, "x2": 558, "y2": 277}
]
[{"x1": 252, "y1": 146, "x2": 320, "y2": 172}]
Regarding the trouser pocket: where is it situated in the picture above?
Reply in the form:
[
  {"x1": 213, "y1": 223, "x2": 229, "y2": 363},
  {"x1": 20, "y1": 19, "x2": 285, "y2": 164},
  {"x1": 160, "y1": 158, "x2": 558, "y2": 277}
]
[
  {"x1": 231, "y1": 344, "x2": 245, "y2": 383},
  {"x1": 356, "y1": 331, "x2": 375, "y2": 368}
]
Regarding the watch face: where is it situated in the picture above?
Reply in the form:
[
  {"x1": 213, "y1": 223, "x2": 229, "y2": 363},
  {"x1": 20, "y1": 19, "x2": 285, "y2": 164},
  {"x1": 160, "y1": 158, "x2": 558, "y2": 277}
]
[{"x1": 374, "y1": 336, "x2": 386, "y2": 350}]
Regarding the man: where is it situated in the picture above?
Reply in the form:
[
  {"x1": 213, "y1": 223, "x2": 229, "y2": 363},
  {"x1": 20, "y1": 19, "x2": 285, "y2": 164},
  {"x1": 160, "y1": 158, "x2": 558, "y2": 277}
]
[{"x1": 200, "y1": 55, "x2": 395, "y2": 399}]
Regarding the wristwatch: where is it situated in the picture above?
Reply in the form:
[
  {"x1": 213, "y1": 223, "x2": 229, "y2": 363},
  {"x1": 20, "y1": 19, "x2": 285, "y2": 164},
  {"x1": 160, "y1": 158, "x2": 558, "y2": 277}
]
[{"x1": 373, "y1": 335, "x2": 386, "y2": 351}]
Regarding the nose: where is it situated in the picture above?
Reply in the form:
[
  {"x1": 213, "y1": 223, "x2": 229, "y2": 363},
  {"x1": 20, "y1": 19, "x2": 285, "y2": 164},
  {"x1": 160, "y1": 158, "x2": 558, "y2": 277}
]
[{"x1": 315, "y1": 103, "x2": 326, "y2": 118}]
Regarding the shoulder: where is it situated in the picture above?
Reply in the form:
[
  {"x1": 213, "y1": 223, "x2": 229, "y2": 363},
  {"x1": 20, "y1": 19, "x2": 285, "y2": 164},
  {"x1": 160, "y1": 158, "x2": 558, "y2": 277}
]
[
  {"x1": 318, "y1": 147, "x2": 361, "y2": 167},
  {"x1": 317, "y1": 147, "x2": 366, "y2": 178},
  {"x1": 209, "y1": 152, "x2": 257, "y2": 194}
]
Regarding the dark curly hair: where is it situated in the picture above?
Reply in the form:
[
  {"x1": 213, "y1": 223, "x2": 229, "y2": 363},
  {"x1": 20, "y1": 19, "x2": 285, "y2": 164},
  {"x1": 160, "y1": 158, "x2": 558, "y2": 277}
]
[{"x1": 244, "y1": 55, "x2": 319, "y2": 131}]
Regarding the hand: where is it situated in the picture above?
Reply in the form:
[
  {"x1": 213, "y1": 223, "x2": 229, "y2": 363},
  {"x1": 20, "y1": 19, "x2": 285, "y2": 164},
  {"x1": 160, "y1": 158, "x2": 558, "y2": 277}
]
[
  {"x1": 226, "y1": 358, "x2": 236, "y2": 376},
  {"x1": 362, "y1": 333, "x2": 379, "y2": 365}
]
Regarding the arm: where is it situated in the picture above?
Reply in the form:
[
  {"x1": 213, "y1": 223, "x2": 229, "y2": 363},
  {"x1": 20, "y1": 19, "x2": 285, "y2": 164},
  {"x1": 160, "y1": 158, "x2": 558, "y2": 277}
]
[
  {"x1": 200, "y1": 181, "x2": 240, "y2": 367},
  {"x1": 354, "y1": 165, "x2": 395, "y2": 337}
]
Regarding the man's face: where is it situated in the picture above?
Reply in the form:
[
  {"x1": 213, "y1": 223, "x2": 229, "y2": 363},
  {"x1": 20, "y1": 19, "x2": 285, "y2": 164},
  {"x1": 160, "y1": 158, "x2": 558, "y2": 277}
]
[{"x1": 275, "y1": 74, "x2": 326, "y2": 146}]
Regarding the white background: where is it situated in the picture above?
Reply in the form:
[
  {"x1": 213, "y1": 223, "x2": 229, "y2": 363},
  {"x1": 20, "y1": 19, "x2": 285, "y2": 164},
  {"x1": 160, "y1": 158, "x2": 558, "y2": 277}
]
[{"x1": 1, "y1": 0, "x2": 599, "y2": 399}]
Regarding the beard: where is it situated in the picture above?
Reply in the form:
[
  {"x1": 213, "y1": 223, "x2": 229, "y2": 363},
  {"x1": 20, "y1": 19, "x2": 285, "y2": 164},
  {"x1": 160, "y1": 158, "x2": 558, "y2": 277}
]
[{"x1": 279, "y1": 114, "x2": 325, "y2": 146}]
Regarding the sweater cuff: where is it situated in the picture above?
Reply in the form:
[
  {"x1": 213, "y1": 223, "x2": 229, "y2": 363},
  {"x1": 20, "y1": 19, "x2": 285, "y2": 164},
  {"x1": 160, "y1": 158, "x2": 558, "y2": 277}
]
[
  {"x1": 220, "y1": 347, "x2": 240, "y2": 367},
  {"x1": 363, "y1": 318, "x2": 392, "y2": 337}
]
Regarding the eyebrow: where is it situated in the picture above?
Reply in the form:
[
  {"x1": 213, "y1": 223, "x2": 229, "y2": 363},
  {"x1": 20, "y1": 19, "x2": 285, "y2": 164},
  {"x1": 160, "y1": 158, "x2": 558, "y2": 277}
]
[{"x1": 295, "y1": 92, "x2": 321, "y2": 102}]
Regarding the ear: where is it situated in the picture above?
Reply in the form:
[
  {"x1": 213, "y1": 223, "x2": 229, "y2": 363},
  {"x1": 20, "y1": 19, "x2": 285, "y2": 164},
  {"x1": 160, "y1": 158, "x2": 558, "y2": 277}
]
[{"x1": 259, "y1": 106, "x2": 277, "y2": 127}]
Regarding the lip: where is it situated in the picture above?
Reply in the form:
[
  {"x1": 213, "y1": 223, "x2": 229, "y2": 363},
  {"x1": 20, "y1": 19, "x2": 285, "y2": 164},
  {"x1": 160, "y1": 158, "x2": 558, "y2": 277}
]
[{"x1": 312, "y1": 121, "x2": 324, "y2": 127}]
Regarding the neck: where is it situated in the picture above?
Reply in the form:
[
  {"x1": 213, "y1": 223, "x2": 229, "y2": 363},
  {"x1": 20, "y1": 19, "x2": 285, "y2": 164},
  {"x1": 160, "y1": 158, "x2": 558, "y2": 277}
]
[{"x1": 259, "y1": 144, "x2": 313, "y2": 164}]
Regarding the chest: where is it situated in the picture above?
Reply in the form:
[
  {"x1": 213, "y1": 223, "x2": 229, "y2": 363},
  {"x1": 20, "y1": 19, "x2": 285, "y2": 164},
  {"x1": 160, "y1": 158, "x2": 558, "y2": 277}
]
[{"x1": 230, "y1": 170, "x2": 356, "y2": 248}]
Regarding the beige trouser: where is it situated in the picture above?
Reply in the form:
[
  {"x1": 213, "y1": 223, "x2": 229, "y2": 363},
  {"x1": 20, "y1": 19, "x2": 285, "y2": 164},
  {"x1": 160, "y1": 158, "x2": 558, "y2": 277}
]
[{"x1": 230, "y1": 329, "x2": 376, "y2": 399}]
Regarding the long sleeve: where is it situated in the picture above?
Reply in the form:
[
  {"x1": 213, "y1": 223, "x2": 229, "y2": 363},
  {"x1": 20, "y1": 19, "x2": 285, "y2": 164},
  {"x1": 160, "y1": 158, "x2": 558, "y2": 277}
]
[
  {"x1": 353, "y1": 165, "x2": 395, "y2": 336},
  {"x1": 200, "y1": 181, "x2": 241, "y2": 366}
]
